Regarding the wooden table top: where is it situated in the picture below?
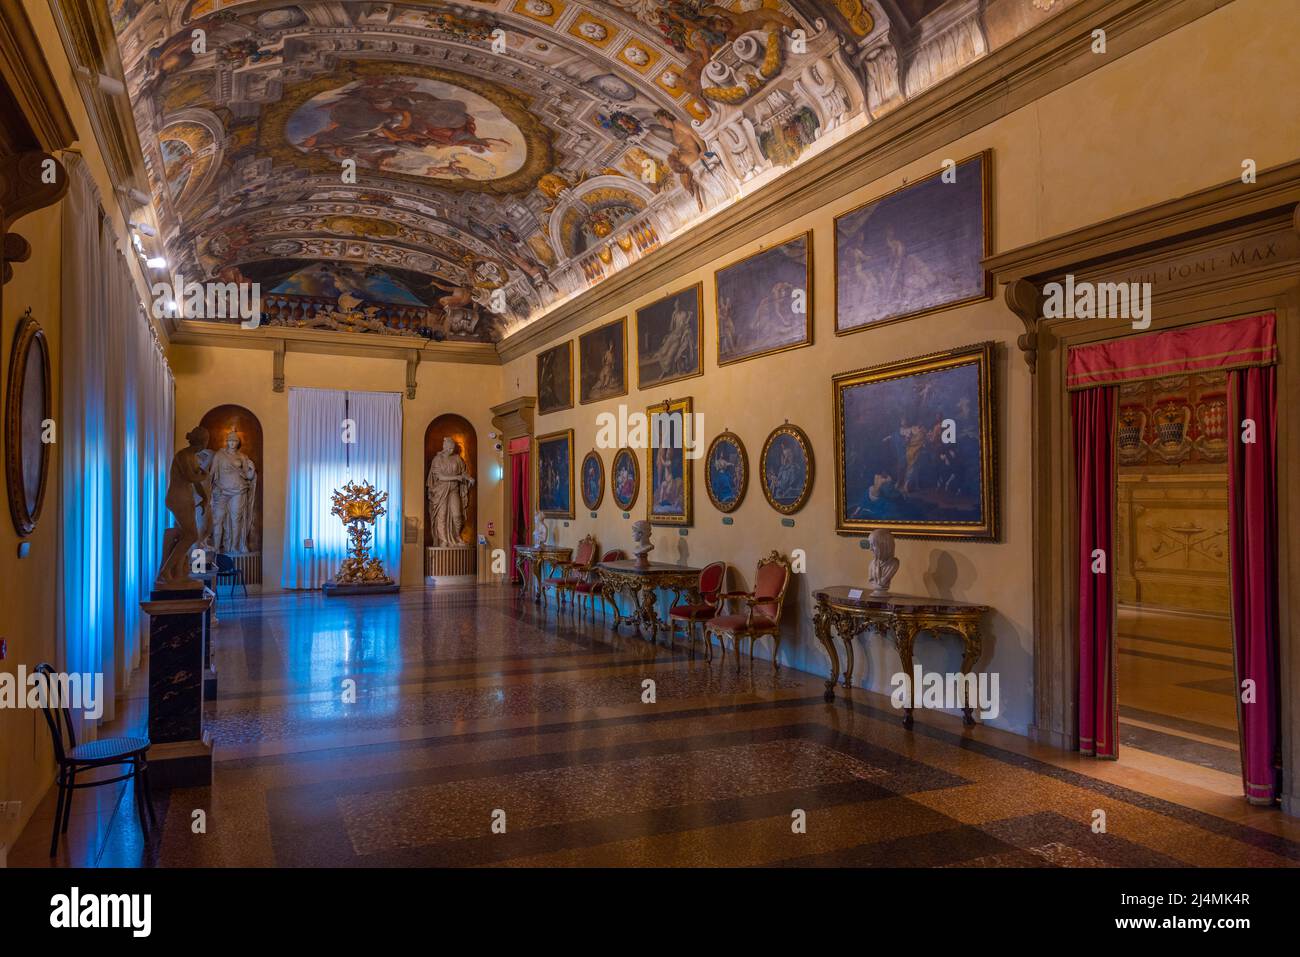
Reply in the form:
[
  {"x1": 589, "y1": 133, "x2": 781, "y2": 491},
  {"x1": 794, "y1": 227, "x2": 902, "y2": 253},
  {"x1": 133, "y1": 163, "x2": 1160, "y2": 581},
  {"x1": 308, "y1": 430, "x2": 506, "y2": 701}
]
[{"x1": 597, "y1": 559, "x2": 702, "y2": 576}]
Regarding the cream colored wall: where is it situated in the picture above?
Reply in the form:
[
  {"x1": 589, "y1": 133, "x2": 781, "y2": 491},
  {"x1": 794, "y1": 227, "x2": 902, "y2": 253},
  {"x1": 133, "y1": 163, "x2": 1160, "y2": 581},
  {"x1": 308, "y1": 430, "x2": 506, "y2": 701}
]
[
  {"x1": 1, "y1": 0, "x2": 164, "y2": 856},
  {"x1": 501, "y1": 0, "x2": 1300, "y2": 735},
  {"x1": 168, "y1": 346, "x2": 504, "y2": 589}
]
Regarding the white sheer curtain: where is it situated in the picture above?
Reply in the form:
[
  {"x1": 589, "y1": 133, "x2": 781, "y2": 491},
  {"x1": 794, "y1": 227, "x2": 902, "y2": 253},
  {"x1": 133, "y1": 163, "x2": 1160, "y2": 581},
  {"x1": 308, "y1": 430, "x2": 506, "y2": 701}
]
[
  {"x1": 281, "y1": 388, "x2": 402, "y2": 588},
  {"x1": 58, "y1": 155, "x2": 174, "y2": 729}
]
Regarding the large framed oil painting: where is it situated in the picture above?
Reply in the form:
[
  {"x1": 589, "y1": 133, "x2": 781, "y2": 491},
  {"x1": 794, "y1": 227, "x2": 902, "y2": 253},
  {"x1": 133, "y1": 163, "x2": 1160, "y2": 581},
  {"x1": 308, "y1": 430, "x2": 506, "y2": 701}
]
[
  {"x1": 705, "y1": 431, "x2": 748, "y2": 513},
  {"x1": 835, "y1": 151, "x2": 991, "y2": 334},
  {"x1": 5, "y1": 312, "x2": 52, "y2": 537},
  {"x1": 646, "y1": 396, "x2": 693, "y2": 526},
  {"x1": 715, "y1": 232, "x2": 813, "y2": 366},
  {"x1": 581, "y1": 450, "x2": 604, "y2": 511},
  {"x1": 536, "y1": 340, "x2": 572, "y2": 415},
  {"x1": 578, "y1": 317, "x2": 627, "y2": 404},
  {"x1": 536, "y1": 429, "x2": 574, "y2": 519},
  {"x1": 759, "y1": 423, "x2": 813, "y2": 514},
  {"x1": 635, "y1": 283, "x2": 702, "y2": 389},
  {"x1": 611, "y1": 447, "x2": 640, "y2": 512},
  {"x1": 833, "y1": 342, "x2": 998, "y2": 540}
]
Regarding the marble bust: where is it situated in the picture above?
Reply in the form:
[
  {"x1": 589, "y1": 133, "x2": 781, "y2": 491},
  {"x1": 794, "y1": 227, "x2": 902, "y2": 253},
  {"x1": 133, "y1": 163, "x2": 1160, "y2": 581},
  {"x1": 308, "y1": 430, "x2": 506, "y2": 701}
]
[
  {"x1": 158, "y1": 426, "x2": 210, "y2": 587},
  {"x1": 631, "y1": 519, "x2": 654, "y2": 566},
  {"x1": 867, "y1": 528, "x2": 900, "y2": 595},
  {"x1": 531, "y1": 510, "x2": 548, "y2": 547},
  {"x1": 426, "y1": 436, "x2": 475, "y2": 547},
  {"x1": 209, "y1": 427, "x2": 257, "y2": 554}
]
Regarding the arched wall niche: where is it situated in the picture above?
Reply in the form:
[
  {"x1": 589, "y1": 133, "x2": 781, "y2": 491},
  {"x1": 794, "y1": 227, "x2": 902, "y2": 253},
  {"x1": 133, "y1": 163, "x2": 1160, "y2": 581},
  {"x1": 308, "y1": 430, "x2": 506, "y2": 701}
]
[
  {"x1": 198, "y1": 403, "x2": 264, "y2": 583},
  {"x1": 423, "y1": 413, "x2": 477, "y2": 548}
]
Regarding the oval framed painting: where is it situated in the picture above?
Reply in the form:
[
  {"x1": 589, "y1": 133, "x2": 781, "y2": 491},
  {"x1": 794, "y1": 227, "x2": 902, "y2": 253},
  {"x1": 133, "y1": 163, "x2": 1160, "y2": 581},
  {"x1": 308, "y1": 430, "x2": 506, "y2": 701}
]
[
  {"x1": 5, "y1": 312, "x2": 52, "y2": 536},
  {"x1": 610, "y1": 446, "x2": 639, "y2": 512},
  {"x1": 759, "y1": 423, "x2": 814, "y2": 515},
  {"x1": 705, "y1": 431, "x2": 748, "y2": 513},
  {"x1": 581, "y1": 450, "x2": 604, "y2": 510}
]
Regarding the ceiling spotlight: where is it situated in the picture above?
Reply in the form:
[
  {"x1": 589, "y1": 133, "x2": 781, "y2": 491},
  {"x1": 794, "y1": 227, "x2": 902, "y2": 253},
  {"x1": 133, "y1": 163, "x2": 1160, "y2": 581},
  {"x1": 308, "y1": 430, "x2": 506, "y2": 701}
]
[
  {"x1": 131, "y1": 222, "x2": 157, "y2": 237},
  {"x1": 117, "y1": 185, "x2": 152, "y2": 207},
  {"x1": 75, "y1": 66, "x2": 125, "y2": 97},
  {"x1": 146, "y1": 257, "x2": 168, "y2": 270}
]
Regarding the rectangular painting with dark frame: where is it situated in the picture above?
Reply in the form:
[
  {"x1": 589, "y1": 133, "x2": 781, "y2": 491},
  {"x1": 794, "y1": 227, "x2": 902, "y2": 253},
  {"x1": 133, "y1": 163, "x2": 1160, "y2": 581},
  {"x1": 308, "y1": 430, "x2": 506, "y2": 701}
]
[
  {"x1": 835, "y1": 151, "x2": 991, "y2": 335},
  {"x1": 578, "y1": 317, "x2": 628, "y2": 404},
  {"x1": 536, "y1": 340, "x2": 572, "y2": 414},
  {"x1": 646, "y1": 396, "x2": 693, "y2": 526},
  {"x1": 636, "y1": 282, "x2": 703, "y2": 389},
  {"x1": 715, "y1": 232, "x2": 813, "y2": 366},
  {"x1": 536, "y1": 428, "x2": 574, "y2": 518},
  {"x1": 833, "y1": 342, "x2": 997, "y2": 539}
]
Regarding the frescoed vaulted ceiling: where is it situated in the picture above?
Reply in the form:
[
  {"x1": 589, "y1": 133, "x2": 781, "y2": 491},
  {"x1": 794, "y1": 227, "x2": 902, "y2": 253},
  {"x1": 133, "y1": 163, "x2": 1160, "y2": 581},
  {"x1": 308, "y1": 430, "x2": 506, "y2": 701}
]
[{"x1": 107, "y1": 0, "x2": 1060, "y2": 343}]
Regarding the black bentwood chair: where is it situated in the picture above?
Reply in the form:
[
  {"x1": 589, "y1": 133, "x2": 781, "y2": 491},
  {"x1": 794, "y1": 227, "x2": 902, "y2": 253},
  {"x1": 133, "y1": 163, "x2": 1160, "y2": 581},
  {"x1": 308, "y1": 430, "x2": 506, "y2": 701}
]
[{"x1": 35, "y1": 663, "x2": 156, "y2": 856}]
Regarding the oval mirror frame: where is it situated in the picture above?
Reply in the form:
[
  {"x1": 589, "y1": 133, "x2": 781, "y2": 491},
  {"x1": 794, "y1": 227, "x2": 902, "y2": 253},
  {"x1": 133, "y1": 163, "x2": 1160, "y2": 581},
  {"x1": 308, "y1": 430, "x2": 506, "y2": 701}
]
[{"x1": 5, "y1": 312, "x2": 52, "y2": 537}]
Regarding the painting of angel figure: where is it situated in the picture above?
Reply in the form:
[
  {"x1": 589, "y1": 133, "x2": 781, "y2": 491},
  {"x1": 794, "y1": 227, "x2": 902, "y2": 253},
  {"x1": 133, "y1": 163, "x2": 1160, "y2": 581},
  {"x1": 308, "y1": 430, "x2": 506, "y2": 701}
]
[
  {"x1": 646, "y1": 397, "x2": 693, "y2": 526},
  {"x1": 835, "y1": 152, "x2": 991, "y2": 334},
  {"x1": 833, "y1": 342, "x2": 998, "y2": 539},
  {"x1": 537, "y1": 341, "x2": 572, "y2": 414},
  {"x1": 536, "y1": 429, "x2": 574, "y2": 518},
  {"x1": 578, "y1": 317, "x2": 627, "y2": 404},
  {"x1": 636, "y1": 283, "x2": 703, "y2": 389},
  {"x1": 715, "y1": 233, "x2": 813, "y2": 366}
]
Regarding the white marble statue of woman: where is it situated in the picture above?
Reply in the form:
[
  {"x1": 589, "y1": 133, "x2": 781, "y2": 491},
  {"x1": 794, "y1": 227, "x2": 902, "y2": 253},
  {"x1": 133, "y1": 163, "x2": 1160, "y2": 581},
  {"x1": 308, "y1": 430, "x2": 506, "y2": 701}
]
[
  {"x1": 631, "y1": 520, "x2": 654, "y2": 566},
  {"x1": 210, "y1": 428, "x2": 257, "y2": 554},
  {"x1": 426, "y1": 437, "x2": 475, "y2": 547},
  {"x1": 532, "y1": 509, "x2": 548, "y2": 547}
]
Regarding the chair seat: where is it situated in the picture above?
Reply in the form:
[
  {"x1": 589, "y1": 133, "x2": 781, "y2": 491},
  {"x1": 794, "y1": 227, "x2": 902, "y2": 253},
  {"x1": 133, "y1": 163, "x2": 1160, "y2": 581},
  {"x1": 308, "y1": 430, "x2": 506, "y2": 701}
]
[
  {"x1": 707, "y1": 612, "x2": 777, "y2": 633},
  {"x1": 68, "y1": 736, "x2": 149, "y2": 763},
  {"x1": 572, "y1": 581, "x2": 599, "y2": 593},
  {"x1": 669, "y1": 603, "x2": 717, "y2": 620},
  {"x1": 543, "y1": 575, "x2": 567, "y2": 586}
]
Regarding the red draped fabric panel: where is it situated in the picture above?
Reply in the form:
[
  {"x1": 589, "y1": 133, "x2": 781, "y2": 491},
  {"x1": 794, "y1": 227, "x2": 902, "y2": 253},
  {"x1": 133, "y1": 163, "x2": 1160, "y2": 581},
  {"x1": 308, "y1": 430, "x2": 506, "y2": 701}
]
[
  {"x1": 1228, "y1": 365, "x2": 1280, "y2": 804},
  {"x1": 1072, "y1": 387, "x2": 1118, "y2": 758}
]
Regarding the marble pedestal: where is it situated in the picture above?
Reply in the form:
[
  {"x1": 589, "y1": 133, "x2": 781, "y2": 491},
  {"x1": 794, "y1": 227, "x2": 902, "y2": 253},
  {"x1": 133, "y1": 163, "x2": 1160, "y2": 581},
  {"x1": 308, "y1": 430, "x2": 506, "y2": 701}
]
[{"x1": 142, "y1": 587, "x2": 215, "y2": 789}]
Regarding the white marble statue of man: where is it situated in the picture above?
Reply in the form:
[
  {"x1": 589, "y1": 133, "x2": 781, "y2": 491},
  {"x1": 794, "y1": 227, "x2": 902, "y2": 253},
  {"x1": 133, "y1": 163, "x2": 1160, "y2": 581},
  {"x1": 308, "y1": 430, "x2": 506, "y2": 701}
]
[
  {"x1": 426, "y1": 437, "x2": 475, "y2": 547},
  {"x1": 867, "y1": 528, "x2": 900, "y2": 595},
  {"x1": 210, "y1": 428, "x2": 257, "y2": 554}
]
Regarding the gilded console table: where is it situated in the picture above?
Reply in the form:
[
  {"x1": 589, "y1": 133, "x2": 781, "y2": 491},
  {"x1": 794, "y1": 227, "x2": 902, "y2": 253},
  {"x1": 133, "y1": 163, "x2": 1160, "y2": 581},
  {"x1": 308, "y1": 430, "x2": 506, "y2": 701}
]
[
  {"x1": 515, "y1": 544, "x2": 573, "y2": 603},
  {"x1": 595, "y1": 560, "x2": 702, "y2": 640},
  {"x1": 812, "y1": 587, "x2": 989, "y2": 728}
]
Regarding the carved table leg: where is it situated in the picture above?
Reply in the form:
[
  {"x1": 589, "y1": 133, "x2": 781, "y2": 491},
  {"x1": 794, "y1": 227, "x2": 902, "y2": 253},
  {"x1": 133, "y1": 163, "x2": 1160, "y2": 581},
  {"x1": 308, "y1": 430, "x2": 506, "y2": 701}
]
[
  {"x1": 813, "y1": 598, "x2": 840, "y2": 703},
  {"x1": 532, "y1": 559, "x2": 543, "y2": 604},
  {"x1": 839, "y1": 619, "x2": 856, "y2": 690},
  {"x1": 957, "y1": 623, "x2": 983, "y2": 727},
  {"x1": 894, "y1": 620, "x2": 918, "y2": 729}
]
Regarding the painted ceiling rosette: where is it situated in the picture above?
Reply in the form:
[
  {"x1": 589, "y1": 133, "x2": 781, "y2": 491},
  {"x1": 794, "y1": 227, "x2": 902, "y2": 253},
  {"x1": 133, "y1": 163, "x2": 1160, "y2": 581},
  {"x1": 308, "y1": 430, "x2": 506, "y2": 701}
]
[{"x1": 106, "y1": 0, "x2": 1054, "y2": 344}]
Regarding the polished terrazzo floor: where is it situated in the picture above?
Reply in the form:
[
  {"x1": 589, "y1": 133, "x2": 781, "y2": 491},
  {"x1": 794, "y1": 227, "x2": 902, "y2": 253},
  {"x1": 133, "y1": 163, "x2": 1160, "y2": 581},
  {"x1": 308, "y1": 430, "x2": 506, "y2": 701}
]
[{"x1": 12, "y1": 584, "x2": 1300, "y2": 867}]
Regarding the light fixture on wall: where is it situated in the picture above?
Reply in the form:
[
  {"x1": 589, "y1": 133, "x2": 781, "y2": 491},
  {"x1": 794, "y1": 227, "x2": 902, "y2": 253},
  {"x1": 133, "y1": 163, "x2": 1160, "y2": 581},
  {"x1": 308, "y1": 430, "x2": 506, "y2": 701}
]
[
  {"x1": 131, "y1": 221, "x2": 157, "y2": 237},
  {"x1": 75, "y1": 66, "x2": 126, "y2": 97},
  {"x1": 145, "y1": 257, "x2": 168, "y2": 270},
  {"x1": 116, "y1": 185, "x2": 152, "y2": 207}
]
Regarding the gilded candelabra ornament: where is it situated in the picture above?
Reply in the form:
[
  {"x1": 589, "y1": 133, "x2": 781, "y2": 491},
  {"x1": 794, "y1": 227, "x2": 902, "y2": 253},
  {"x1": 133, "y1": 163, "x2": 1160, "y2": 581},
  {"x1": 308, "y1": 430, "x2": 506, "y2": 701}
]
[{"x1": 330, "y1": 480, "x2": 394, "y2": 585}]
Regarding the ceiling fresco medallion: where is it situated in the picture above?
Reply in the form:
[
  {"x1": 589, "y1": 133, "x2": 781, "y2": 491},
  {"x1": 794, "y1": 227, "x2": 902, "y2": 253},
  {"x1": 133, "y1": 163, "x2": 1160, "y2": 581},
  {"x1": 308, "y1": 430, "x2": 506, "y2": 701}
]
[{"x1": 264, "y1": 62, "x2": 553, "y2": 196}]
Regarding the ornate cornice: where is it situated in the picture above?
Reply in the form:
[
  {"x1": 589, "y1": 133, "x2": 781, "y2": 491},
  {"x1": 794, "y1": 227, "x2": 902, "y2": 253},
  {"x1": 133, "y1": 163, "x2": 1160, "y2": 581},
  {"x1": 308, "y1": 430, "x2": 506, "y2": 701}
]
[{"x1": 0, "y1": 2, "x2": 75, "y2": 152}]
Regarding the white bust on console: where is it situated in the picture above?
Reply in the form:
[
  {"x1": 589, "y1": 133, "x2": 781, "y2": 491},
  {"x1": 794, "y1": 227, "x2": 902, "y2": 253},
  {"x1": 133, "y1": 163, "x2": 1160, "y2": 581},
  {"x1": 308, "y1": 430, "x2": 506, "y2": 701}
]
[
  {"x1": 867, "y1": 528, "x2": 900, "y2": 596},
  {"x1": 531, "y1": 510, "x2": 549, "y2": 547},
  {"x1": 631, "y1": 520, "x2": 654, "y2": 566}
]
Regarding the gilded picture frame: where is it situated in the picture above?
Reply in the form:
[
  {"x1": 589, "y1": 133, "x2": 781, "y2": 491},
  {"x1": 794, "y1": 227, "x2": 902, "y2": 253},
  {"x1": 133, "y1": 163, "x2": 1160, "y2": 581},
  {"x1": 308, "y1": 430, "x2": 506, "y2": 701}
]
[
  {"x1": 833, "y1": 341, "x2": 998, "y2": 540},
  {"x1": 834, "y1": 150, "x2": 992, "y2": 335},
  {"x1": 611, "y1": 446, "x2": 640, "y2": 512},
  {"x1": 580, "y1": 449, "x2": 604, "y2": 511},
  {"x1": 5, "y1": 312, "x2": 52, "y2": 537},
  {"x1": 714, "y1": 231, "x2": 814, "y2": 367},
  {"x1": 705, "y1": 430, "x2": 748, "y2": 513},
  {"x1": 759, "y1": 423, "x2": 814, "y2": 515},
  {"x1": 635, "y1": 282, "x2": 703, "y2": 390},
  {"x1": 645, "y1": 396, "x2": 693, "y2": 526},
  {"x1": 535, "y1": 428, "x2": 575, "y2": 518},
  {"x1": 536, "y1": 340, "x2": 573, "y2": 415},
  {"x1": 578, "y1": 316, "x2": 628, "y2": 404}
]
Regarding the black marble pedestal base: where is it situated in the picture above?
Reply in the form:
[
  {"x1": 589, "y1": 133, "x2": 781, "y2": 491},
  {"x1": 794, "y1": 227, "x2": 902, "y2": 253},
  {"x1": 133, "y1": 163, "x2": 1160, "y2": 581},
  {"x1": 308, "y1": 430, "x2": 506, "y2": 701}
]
[
  {"x1": 141, "y1": 590, "x2": 215, "y2": 789},
  {"x1": 322, "y1": 581, "x2": 400, "y2": 596}
]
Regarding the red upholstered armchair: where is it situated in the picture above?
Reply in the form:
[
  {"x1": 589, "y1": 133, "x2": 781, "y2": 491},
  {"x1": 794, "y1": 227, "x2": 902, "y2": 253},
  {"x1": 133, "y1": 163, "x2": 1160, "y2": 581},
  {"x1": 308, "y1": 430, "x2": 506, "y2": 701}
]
[
  {"x1": 667, "y1": 561, "x2": 727, "y2": 655},
  {"x1": 543, "y1": 535, "x2": 597, "y2": 608},
  {"x1": 704, "y1": 551, "x2": 792, "y2": 669},
  {"x1": 572, "y1": 548, "x2": 624, "y2": 618}
]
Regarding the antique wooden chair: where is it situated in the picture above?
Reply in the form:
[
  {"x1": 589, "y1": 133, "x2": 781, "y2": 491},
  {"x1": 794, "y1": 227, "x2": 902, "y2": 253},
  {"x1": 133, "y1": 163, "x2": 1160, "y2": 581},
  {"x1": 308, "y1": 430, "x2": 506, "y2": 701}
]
[
  {"x1": 667, "y1": 561, "x2": 727, "y2": 654},
  {"x1": 704, "y1": 551, "x2": 793, "y2": 669},
  {"x1": 543, "y1": 535, "x2": 598, "y2": 608},
  {"x1": 35, "y1": 663, "x2": 156, "y2": 856},
  {"x1": 572, "y1": 548, "x2": 624, "y2": 618}
]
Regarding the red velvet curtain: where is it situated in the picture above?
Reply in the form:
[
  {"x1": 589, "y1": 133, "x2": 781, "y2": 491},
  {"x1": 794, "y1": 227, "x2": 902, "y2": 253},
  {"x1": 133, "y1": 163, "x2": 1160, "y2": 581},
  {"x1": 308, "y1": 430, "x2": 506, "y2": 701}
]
[
  {"x1": 1073, "y1": 387, "x2": 1118, "y2": 758},
  {"x1": 1228, "y1": 365, "x2": 1280, "y2": 804},
  {"x1": 509, "y1": 450, "x2": 530, "y2": 583}
]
